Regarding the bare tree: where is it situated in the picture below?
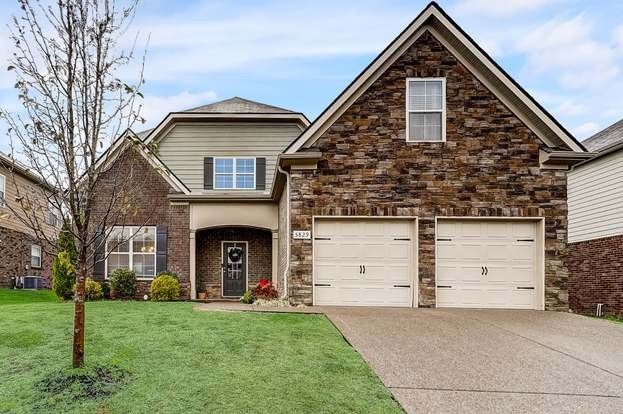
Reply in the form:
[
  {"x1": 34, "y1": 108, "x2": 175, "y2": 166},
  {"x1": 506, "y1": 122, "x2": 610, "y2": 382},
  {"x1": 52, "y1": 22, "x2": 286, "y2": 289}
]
[{"x1": 0, "y1": 0, "x2": 149, "y2": 368}]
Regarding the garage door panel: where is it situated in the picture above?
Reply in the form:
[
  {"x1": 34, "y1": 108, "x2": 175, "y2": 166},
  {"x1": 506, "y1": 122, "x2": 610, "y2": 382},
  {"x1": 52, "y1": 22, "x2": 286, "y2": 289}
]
[
  {"x1": 437, "y1": 220, "x2": 538, "y2": 310},
  {"x1": 314, "y1": 219, "x2": 414, "y2": 307}
]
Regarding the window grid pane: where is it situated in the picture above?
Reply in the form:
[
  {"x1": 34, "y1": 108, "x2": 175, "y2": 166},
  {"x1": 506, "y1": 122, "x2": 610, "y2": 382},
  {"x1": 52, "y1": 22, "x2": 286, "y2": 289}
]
[
  {"x1": 106, "y1": 226, "x2": 157, "y2": 279},
  {"x1": 215, "y1": 158, "x2": 233, "y2": 173},
  {"x1": 409, "y1": 112, "x2": 442, "y2": 141},
  {"x1": 214, "y1": 158, "x2": 256, "y2": 189}
]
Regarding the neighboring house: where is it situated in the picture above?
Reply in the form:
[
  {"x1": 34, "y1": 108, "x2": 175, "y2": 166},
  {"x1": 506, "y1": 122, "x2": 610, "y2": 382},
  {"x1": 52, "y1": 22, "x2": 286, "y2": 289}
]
[
  {"x1": 91, "y1": 2, "x2": 592, "y2": 310},
  {"x1": 0, "y1": 152, "x2": 58, "y2": 288},
  {"x1": 568, "y1": 119, "x2": 623, "y2": 315}
]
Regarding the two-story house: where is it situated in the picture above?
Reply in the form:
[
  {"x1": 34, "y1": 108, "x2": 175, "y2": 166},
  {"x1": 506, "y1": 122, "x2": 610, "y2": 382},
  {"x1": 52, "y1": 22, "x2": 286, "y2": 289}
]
[
  {"x1": 0, "y1": 152, "x2": 58, "y2": 288},
  {"x1": 91, "y1": 2, "x2": 591, "y2": 309}
]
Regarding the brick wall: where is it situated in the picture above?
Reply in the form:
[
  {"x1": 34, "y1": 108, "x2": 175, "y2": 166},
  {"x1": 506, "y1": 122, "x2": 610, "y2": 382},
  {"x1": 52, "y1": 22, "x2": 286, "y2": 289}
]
[
  {"x1": 288, "y1": 31, "x2": 569, "y2": 309},
  {"x1": 568, "y1": 235, "x2": 623, "y2": 316},
  {"x1": 196, "y1": 227, "x2": 272, "y2": 299},
  {"x1": 0, "y1": 225, "x2": 52, "y2": 288},
  {"x1": 91, "y1": 147, "x2": 190, "y2": 298}
]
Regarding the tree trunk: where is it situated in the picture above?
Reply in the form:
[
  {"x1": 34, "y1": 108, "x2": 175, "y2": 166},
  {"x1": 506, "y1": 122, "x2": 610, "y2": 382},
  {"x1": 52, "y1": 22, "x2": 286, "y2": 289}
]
[{"x1": 72, "y1": 265, "x2": 87, "y2": 368}]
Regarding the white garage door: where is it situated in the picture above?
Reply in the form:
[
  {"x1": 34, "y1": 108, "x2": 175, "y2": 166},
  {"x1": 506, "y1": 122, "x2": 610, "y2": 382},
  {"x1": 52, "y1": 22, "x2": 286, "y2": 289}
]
[
  {"x1": 436, "y1": 220, "x2": 538, "y2": 309},
  {"x1": 313, "y1": 219, "x2": 414, "y2": 307}
]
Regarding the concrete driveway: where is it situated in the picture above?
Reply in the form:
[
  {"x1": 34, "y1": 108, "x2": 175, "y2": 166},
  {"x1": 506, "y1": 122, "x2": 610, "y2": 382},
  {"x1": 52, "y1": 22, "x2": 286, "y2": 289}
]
[{"x1": 323, "y1": 308, "x2": 623, "y2": 413}]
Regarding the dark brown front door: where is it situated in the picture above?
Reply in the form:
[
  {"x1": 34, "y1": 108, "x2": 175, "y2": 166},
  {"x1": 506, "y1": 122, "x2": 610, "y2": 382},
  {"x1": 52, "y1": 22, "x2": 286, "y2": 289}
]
[{"x1": 222, "y1": 242, "x2": 246, "y2": 297}]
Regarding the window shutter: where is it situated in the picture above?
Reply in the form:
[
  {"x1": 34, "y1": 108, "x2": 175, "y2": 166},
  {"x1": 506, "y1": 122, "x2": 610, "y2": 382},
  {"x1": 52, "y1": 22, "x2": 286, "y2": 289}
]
[
  {"x1": 204, "y1": 157, "x2": 214, "y2": 190},
  {"x1": 92, "y1": 231, "x2": 105, "y2": 280},
  {"x1": 256, "y1": 157, "x2": 266, "y2": 190},
  {"x1": 156, "y1": 225, "x2": 168, "y2": 274}
]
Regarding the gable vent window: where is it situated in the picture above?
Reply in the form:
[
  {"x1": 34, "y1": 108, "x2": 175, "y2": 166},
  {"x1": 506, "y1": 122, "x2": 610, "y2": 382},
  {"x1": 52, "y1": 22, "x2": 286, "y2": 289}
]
[
  {"x1": 406, "y1": 78, "x2": 446, "y2": 142},
  {"x1": 214, "y1": 157, "x2": 256, "y2": 190}
]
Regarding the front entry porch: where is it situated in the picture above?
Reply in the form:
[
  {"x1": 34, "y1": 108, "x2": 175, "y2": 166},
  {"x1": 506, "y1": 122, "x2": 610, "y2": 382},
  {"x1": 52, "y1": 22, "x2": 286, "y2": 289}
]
[{"x1": 195, "y1": 227, "x2": 274, "y2": 300}]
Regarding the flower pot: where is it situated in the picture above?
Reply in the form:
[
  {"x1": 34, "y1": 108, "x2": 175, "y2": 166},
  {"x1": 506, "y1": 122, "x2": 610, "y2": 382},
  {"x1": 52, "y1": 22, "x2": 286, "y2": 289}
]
[{"x1": 198, "y1": 292, "x2": 206, "y2": 300}]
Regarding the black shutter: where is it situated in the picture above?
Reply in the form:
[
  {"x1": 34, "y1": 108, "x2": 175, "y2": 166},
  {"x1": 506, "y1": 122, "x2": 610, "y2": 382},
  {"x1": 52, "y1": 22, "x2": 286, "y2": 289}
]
[
  {"x1": 92, "y1": 231, "x2": 105, "y2": 280},
  {"x1": 156, "y1": 225, "x2": 168, "y2": 274},
  {"x1": 256, "y1": 157, "x2": 266, "y2": 190},
  {"x1": 204, "y1": 157, "x2": 213, "y2": 190}
]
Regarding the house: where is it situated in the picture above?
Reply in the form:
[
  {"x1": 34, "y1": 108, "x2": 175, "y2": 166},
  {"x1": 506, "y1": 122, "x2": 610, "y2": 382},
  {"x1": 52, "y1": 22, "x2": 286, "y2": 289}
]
[
  {"x1": 0, "y1": 152, "x2": 57, "y2": 288},
  {"x1": 568, "y1": 119, "x2": 623, "y2": 315},
  {"x1": 91, "y1": 2, "x2": 592, "y2": 310}
]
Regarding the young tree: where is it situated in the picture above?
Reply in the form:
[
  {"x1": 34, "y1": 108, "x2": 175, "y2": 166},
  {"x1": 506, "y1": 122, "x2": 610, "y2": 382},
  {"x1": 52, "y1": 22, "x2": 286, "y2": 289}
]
[{"x1": 1, "y1": 0, "x2": 149, "y2": 368}]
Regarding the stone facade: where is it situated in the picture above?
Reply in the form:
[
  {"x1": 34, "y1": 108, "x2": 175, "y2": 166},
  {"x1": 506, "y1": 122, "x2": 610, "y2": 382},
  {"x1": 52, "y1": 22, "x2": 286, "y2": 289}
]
[
  {"x1": 196, "y1": 227, "x2": 272, "y2": 299},
  {"x1": 287, "y1": 32, "x2": 569, "y2": 309},
  {"x1": 568, "y1": 235, "x2": 623, "y2": 316},
  {"x1": 91, "y1": 147, "x2": 191, "y2": 298},
  {"x1": 0, "y1": 226, "x2": 52, "y2": 288}
]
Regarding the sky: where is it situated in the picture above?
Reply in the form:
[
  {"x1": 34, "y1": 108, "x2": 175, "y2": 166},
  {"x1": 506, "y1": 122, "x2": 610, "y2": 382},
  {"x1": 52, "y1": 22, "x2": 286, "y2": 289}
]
[{"x1": 1, "y1": 0, "x2": 623, "y2": 153}]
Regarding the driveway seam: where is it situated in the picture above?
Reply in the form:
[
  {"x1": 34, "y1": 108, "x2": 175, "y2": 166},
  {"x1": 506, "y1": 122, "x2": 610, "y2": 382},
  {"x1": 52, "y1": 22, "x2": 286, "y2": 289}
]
[
  {"x1": 387, "y1": 386, "x2": 622, "y2": 399},
  {"x1": 463, "y1": 314, "x2": 623, "y2": 381}
]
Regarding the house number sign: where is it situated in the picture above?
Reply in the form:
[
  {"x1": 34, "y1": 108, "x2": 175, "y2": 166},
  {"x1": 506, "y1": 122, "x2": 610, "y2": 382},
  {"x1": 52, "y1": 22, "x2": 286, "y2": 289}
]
[{"x1": 292, "y1": 230, "x2": 311, "y2": 240}]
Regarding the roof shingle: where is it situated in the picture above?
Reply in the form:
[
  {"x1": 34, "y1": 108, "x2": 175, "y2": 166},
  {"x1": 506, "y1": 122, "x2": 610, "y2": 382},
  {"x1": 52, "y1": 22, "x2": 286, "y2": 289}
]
[
  {"x1": 582, "y1": 119, "x2": 623, "y2": 152},
  {"x1": 183, "y1": 97, "x2": 296, "y2": 114}
]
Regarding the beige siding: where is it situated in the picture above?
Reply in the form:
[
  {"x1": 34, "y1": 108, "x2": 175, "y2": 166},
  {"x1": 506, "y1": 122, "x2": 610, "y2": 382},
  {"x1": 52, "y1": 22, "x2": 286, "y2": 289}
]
[
  {"x1": 0, "y1": 165, "x2": 55, "y2": 236},
  {"x1": 568, "y1": 149, "x2": 623, "y2": 243},
  {"x1": 158, "y1": 122, "x2": 302, "y2": 193}
]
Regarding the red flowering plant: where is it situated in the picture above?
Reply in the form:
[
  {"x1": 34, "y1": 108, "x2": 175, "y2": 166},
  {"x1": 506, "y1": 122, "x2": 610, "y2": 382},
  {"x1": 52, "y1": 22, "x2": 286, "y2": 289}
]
[{"x1": 252, "y1": 278, "x2": 278, "y2": 300}]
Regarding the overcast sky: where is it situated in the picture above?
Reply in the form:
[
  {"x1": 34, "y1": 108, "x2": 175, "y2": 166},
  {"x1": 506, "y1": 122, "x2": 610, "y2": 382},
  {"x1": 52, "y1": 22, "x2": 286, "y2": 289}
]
[{"x1": 1, "y1": 0, "x2": 623, "y2": 153}]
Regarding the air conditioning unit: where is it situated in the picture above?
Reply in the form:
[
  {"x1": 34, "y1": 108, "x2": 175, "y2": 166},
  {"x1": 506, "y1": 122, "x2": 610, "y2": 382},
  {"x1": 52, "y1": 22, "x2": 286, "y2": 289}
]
[{"x1": 16, "y1": 276, "x2": 44, "y2": 290}]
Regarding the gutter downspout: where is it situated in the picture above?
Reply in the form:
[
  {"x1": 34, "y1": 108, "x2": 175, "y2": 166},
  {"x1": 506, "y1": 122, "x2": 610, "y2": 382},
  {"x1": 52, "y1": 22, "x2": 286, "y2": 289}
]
[{"x1": 276, "y1": 165, "x2": 290, "y2": 301}]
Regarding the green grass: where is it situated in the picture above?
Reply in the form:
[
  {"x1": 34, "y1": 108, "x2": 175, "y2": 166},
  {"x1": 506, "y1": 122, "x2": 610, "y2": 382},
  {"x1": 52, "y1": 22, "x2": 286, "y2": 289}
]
[
  {"x1": 0, "y1": 288, "x2": 59, "y2": 305},
  {"x1": 601, "y1": 315, "x2": 623, "y2": 324},
  {"x1": 0, "y1": 297, "x2": 401, "y2": 413}
]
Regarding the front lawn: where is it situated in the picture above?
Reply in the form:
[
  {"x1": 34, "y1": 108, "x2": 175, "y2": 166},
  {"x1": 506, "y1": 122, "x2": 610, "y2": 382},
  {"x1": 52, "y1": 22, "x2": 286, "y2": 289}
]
[
  {"x1": 0, "y1": 298, "x2": 401, "y2": 413},
  {"x1": 0, "y1": 288, "x2": 58, "y2": 305}
]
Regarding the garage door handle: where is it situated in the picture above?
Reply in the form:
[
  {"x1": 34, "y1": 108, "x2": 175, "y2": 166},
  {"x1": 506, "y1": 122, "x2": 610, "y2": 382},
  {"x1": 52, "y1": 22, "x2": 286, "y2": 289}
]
[
  {"x1": 314, "y1": 237, "x2": 331, "y2": 241},
  {"x1": 485, "y1": 266, "x2": 488, "y2": 275},
  {"x1": 359, "y1": 265, "x2": 362, "y2": 274},
  {"x1": 517, "y1": 239, "x2": 534, "y2": 242},
  {"x1": 437, "y1": 238, "x2": 452, "y2": 242},
  {"x1": 393, "y1": 238, "x2": 410, "y2": 241},
  {"x1": 394, "y1": 285, "x2": 410, "y2": 288},
  {"x1": 517, "y1": 286, "x2": 534, "y2": 290},
  {"x1": 437, "y1": 285, "x2": 452, "y2": 289},
  {"x1": 314, "y1": 283, "x2": 331, "y2": 287}
]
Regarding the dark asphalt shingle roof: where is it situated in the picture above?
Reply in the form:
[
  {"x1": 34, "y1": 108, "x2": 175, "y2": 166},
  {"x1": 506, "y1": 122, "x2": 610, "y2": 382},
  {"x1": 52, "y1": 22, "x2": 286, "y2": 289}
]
[
  {"x1": 582, "y1": 119, "x2": 623, "y2": 152},
  {"x1": 184, "y1": 97, "x2": 296, "y2": 114}
]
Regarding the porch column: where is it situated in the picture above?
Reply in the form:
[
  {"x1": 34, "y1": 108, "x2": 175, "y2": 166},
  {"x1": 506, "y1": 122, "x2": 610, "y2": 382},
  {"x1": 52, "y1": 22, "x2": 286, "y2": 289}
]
[
  {"x1": 272, "y1": 230, "x2": 279, "y2": 286},
  {"x1": 189, "y1": 229, "x2": 196, "y2": 300}
]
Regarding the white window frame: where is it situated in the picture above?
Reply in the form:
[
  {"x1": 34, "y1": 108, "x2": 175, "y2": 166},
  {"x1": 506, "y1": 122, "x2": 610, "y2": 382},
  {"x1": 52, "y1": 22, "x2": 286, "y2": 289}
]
[
  {"x1": 405, "y1": 77, "x2": 447, "y2": 142},
  {"x1": 104, "y1": 226, "x2": 157, "y2": 280},
  {"x1": 31, "y1": 244, "x2": 42, "y2": 268},
  {"x1": 47, "y1": 202, "x2": 60, "y2": 227},
  {"x1": 213, "y1": 157, "x2": 256, "y2": 190},
  {"x1": 0, "y1": 174, "x2": 5, "y2": 207}
]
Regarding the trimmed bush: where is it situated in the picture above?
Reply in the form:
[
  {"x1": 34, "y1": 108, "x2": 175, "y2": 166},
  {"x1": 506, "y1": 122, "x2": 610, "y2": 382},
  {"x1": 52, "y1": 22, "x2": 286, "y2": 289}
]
[
  {"x1": 85, "y1": 278, "x2": 103, "y2": 301},
  {"x1": 252, "y1": 279, "x2": 278, "y2": 300},
  {"x1": 52, "y1": 251, "x2": 75, "y2": 300},
  {"x1": 156, "y1": 271, "x2": 179, "y2": 281},
  {"x1": 109, "y1": 269, "x2": 137, "y2": 299},
  {"x1": 149, "y1": 274, "x2": 180, "y2": 301},
  {"x1": 100, "y1": 280, "x2": 111, "y2": 299},
  {"x1": 240, "y1": 290, "x2": 254, "y2": 304}
]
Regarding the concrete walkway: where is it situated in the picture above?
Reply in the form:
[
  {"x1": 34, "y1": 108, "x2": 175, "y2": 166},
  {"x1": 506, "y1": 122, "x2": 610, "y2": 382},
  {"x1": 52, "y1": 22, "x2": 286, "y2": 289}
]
[
  {"x1": 325, "y1": 308, "x2": 623, "y2": 413},
  {"x1": 197, "y1": 303, "x2": 623, "y2": 413}
]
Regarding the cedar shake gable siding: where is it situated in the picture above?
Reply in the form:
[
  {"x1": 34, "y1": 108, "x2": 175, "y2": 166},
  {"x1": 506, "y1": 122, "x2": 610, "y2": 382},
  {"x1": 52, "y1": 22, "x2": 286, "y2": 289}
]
[
  {"x1": 287, "y1": 31, "x2": 569, "y2": 309},
  {"x1": 91, "y1": 147, "x2": 190, "y2": 298}
]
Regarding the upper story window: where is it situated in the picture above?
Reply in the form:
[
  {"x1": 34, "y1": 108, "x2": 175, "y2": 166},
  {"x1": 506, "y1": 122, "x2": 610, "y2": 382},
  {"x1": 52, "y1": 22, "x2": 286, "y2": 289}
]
[
  {"x1": 47, "y1": 203, "x2": 60, "y2": 227},
  {"x1": 0, "y1": 174, "x2": 5, "y2": 207},
  {"x1": 106, "y1": 226, "x2": 156, "y2": 279},
  {"x1": 31, "y1": 244, "x2": 42, "y2": 268},
  {"x1": 406, "y1": 78, "x2": 446, "y2": 142},
  {"x1": 214, "y1": 157, "x2": 256, "y2": 190}
]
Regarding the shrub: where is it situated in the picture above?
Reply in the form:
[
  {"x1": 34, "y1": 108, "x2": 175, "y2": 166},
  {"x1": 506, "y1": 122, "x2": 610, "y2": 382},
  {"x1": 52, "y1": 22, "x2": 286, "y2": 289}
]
[
  {"x1": 252, "y1": 279, "x2": 278, "y2": 300},
  {"x1": 52, "y1": 251, "x2": 75, "y2": 300},
  {"x1": 85, "y1": 278, "x2": 103, "y2": 301},
  {"x1": 109, "y1": 268, "x2": 137, "y2": 299},
  {"x1": 56, "y1": 221, "x2": 78, "y2": 264},
  {"x1": 100, "y1": 280, "x2": 111, "y2": 299},
  {"x1": 149, "y1": 274, "x2": 180, "y2": 301},
  {"x1": 156, "y1": 270, "x2": 179, "y2": 281},
  {"x1": 240, "y1": 290, "x2": 254, "y2": 304}
]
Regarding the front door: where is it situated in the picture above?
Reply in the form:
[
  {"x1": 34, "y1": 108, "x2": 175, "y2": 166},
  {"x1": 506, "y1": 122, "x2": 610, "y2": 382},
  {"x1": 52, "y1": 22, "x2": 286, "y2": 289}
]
[{"x1": 222, "y1": 242, "x2": 247, "y2": 297}]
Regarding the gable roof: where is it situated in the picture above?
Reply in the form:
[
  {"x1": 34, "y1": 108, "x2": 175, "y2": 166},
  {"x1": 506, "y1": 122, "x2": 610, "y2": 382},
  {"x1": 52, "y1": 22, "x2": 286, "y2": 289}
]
[
  {"x1": 0, "y1": 151, "x2": 56, "y2": 192},
  {"x1": 582, "y1": 118, "x2": 623, "y2": 152},
  {"x1": 284, "y1": 1, "x2": 586, "y2": 154},
  {"x1": 185, "y1": 97, "x2": 296, "y2": 114}
]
